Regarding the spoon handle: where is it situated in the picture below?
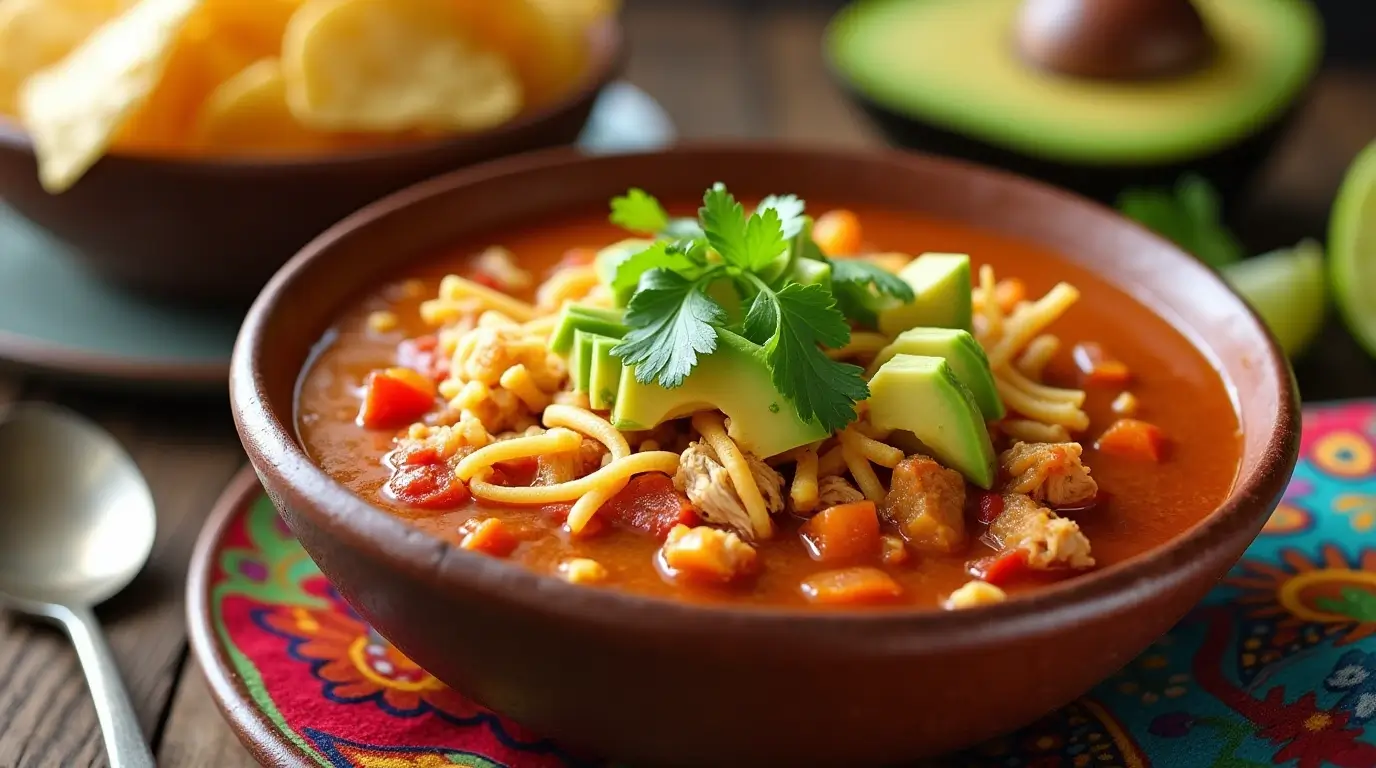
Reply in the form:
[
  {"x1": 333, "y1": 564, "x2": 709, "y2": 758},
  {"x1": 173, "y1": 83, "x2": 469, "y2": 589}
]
[{"x1": 55, "y1": 604, "x2": 156, "y2": 768}]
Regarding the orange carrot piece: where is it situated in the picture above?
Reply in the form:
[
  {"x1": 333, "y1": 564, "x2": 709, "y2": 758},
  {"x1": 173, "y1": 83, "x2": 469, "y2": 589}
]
[
  {"x1": 799, "y1": 501, "x2": 880, "y2": 562},
  {"x1": 1072, "y1": 342, "x2": 1131, "y2": 387},
  {"x1": 800, "y1": 567, "x2": 902, "y2": 605},
  {"x1": 813, "y1": 209, "x2": 863, "y2": 257},
  {"x1": 358, "y1": 367, "x2": 437, "y2": 429},
  {"x1": 458, "y1": 518, "x2": 519, "y2": 558},
  {"x1": 1095, "y1": 418, "x2": 1167, "y2": 462}
]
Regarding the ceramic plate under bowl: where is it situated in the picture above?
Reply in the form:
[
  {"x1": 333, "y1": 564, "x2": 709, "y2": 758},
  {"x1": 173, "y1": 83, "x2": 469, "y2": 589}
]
[
  {"x1": 189, "y1": 401, "x2": 1376, "y2": 767},
  {"x1": 0, "y1": 82, "x2": 674, "y2": 391}
]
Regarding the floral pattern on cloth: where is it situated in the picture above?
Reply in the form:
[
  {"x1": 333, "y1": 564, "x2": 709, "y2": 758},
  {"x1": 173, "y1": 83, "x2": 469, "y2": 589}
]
[{"x1": 210, "y1": 402, "x2": 1376, "y2": 767}]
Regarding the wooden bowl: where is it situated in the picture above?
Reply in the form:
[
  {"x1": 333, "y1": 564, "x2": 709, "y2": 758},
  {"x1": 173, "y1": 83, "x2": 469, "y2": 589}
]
[
  {"x1": 230, "y1": 145, "x2": 1299, "y2": 767},
  {"x1": 0, "y1": 20, "x2": 623, "y2": 308}
]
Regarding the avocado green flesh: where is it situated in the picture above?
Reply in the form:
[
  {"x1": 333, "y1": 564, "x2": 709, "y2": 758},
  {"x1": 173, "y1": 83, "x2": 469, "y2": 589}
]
[
  {"x1": 550, "y1": 304, "x2": 627, "y2": 355},
  {"x1": 870, "y1": 328, "x2": 1003, "y2": 420},
  {"x1": 593, "y1": 238, "x2": 656, "y2": 306},
  {"x1": 589, "y1": 336, "x2": 623, "y2": 410},
  {"x1": 570, "y1": 331, "x2": 598, "y2": 392},
  {"x1": 868, "y1": 354, "x2": 997, "y2": 488},
  {"x1": 827, "y1": 0, "x2": 1322, "y2": 165},
  {"x1": 613, "y1": 328, "x2": 828, "y2": 459},
  {"x1": 875, "y1": 253, "x2": 973, "y2": 336},
  {"x1": 791, "y1": 257, "x2": 833, "y2": 289}
]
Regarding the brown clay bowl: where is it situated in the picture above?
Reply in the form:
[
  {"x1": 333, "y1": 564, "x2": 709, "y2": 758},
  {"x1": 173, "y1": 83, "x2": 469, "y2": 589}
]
[
  {"x1": 230, "y1": 145, "x2": 1299, "y2": 767},
  {"x1": 0, "y1": 20, "x2": 623, "y2": 308}
]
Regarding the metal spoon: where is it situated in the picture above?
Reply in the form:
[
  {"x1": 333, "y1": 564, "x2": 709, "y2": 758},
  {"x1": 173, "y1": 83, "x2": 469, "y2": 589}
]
[{"x1": 0, "y1": 403, "x2": 157, "y2": 768}]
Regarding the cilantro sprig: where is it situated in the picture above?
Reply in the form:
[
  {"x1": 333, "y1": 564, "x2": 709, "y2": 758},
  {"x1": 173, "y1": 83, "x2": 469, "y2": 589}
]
[{"x1": 606, "y1": 184, "x2": 908, "y2": 432}]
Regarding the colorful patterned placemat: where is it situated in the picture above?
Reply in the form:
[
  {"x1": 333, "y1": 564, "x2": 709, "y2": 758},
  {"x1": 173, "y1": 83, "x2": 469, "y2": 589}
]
[{"x1": 188, "y1": 402, "x2": 1376, "y2": 768}]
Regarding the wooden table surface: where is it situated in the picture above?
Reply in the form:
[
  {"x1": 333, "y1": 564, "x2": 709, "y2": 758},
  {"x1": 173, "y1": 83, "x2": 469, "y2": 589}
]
[{"x1": 1, "y1": 2, "x2": 1374, "y2": 766}]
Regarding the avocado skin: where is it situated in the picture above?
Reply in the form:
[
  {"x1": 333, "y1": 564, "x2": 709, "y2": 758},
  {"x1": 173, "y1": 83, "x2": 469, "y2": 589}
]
[{"x1": 837, "y1": 82, "x2": 1307, "y2": 211}]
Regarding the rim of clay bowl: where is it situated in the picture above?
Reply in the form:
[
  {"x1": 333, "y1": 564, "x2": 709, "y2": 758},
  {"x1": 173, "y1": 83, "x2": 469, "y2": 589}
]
[
  {"x1": 0, "y1": 17, "x2": 625, "y2": 172},
  {"x1": 231, "y1": 144, "x2": 1299, "y2": 654}
]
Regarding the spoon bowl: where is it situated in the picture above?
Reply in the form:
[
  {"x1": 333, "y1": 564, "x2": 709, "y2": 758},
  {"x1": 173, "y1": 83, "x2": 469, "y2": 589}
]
[
  {"x1": 0, "y1": 403, "x2": 155, "y2": 606},
  {"x1": 0, "y1": 402, "x2": 157, "y2": 767}
]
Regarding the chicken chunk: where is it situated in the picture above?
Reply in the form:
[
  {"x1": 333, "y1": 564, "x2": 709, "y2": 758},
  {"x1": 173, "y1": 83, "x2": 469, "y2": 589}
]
[
  {"x1": 659, "y1": 524, "x2": 758, "y2": 583},
  {"x1": 818, "y1": 475, "x2": 865, "y2": 508},
  {"x1": 674, "y1": 440, "x2": 785, "y2": 539},
  {"x1": 879, "y1": 455, "x2": 967, "y2": 553},
  {"x1": 1000, "y1": 442, "x2": 1098, "y2": 507},
  {"x1": 944, "y1": 580, "x2": 1008, "y2": 610},
  {"x1": 988, "y1": 493, "x2": 1095, "y2": 570}
]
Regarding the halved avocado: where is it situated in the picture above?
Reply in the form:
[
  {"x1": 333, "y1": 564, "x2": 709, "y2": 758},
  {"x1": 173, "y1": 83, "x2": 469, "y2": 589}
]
[{"x1": 826, "y1": 0, "x2": 1321, "y2": 201}]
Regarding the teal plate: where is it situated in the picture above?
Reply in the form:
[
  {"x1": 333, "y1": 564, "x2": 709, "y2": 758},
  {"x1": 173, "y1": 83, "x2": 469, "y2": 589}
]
[{"x1": 0, "y1": 82, "x2": 675, "y2": 391}]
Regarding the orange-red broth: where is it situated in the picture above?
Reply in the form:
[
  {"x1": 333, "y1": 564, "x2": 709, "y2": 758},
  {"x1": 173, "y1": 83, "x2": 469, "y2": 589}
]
[{"x1": 296, "y1": 207, "x2": 1241, "y2": 608}]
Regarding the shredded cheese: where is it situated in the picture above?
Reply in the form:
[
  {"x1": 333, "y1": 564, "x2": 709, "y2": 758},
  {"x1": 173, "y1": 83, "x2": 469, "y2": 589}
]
[{"x1": 791, "y1": 446, "x2": 819, "y2": 514}]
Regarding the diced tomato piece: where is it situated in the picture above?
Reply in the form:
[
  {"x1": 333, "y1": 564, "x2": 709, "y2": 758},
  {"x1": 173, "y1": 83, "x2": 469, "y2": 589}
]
[
  {"x1": 597, "y1": 474, "x2": 699, "y2": 539},
  {"x1": 813, "y1": 210, "x2": 863, "y2": 257},
  {"x1": 1072, "y1": 342, "x2": 1131, "y2": 386},
  {"x1": 800, "y1": 567, "x2": 902, "y2": 605},
  {"x1": 387, "y1": 463, "x2": 470, "y2": 510},
  {"x1": 358, "y1": 367, "x2": 437, "y2": 429},
  {"x1": 458, "y1": 518, "x2": 519, "y2": 558},
  {"x1": 975, "y1": 491, "x2": 1005, "y2": 524},
  {"x1": 555, "y1": 247, "x2": 598, "y2": 269},
  {"x1": 397, "y1": 335, "x2": 450, "y2": 382},
  {"x1": 540, "y1": 503, "x2": 607, "y2": 538},
  {"x1": 968, "y1": 550, "x2": 1033, "y2": 587},
  {"x1": 799, "y1": 501, "x2": 880, "y2": 562},
  {"x1": 1095, "y1": 418, "x2": 1167, "y2": 462},
  {"x1": 468, "y1": 271, "x2": 505, "y2": 290}
]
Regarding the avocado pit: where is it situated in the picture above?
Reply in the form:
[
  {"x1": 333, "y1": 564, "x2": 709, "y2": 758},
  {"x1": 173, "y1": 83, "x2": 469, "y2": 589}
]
[{"x1": 1015, "y1": 0, "x2": 1216, "y2": 81}]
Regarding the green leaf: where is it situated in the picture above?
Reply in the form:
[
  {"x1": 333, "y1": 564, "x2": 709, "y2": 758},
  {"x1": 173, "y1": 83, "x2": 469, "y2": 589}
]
[
  {"x1": 742, "y1": 207, "x2": 789, "y2": 271},
  {"x1": 766, "y1": 283, "x2": 868, "y2": 431},
  {"x1": 741, "y1": 289, "x2": 779, "y2": 345},
  {"x1": 758, "y1": 194, "x2": 806, "y2": 238},
  {"x1": 611, "y1": 241, "x2": 702, "y2": 296},
  {"x1": 700, "y1": 183, "x2": 752, "y2": 269},
  {"x1": 610, "y1": 188, "x2": 670, "y2": 235},
  {"x1": 612, "y1": 269, "x2": 725, "y2": 388},
  {"x1": 829, "y1": 259, "x2": 913, "y2": 328},
  {"x1": 1116, "y1": 175, "x2": 1244, "y2": 270}
]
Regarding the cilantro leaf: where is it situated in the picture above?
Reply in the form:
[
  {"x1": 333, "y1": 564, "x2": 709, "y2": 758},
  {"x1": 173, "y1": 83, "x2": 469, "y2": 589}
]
[
  {"x1": 758, "y1": 194, "x2": 806, "y2": 238},
  {"x1": 700, "y1": 184, "x2": 752, "y2": 269},
  {"x1": 766, "y1": 283, "x2": 868, "y2": 431},
  {"x1": 611, "y1": 241, "x2": 702, "y2": 296},
  {"x1": 742, "y1": 207, "x2": 789, "y2": 271},
  {"x1": 611, "y1": 188, "x2": 670, "y2": 235},
  {"x1": 1116, "y1": 174, "x2": 1243, "y2": 270},
  {"x1": 830, "y1": 259, "x2": 915, "y2": 328},
  {"x1": 741, "y1": 289, "x2": 778, "y2": 345},
  {"x1": 612, "y1": 269, "x2": 725, "y2": 388}
]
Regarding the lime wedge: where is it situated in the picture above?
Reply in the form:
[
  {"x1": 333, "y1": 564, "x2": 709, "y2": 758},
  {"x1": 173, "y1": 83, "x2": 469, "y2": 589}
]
[
  {"x1": 1221, "y1": 239, "x2": 1326, "y2": 358},
  {"x1": 1331, "y1": 140, "x2": 1376, "y2": 357}
]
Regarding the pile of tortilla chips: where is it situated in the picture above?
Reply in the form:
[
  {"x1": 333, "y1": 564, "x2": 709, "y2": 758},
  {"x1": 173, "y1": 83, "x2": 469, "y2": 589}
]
[{"x1": 0, "y1": 0, "x2": 614, "y2": 192}]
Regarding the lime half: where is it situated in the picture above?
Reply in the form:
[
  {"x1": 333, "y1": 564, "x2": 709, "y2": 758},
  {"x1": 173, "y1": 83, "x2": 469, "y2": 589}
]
[
  {"x1": 1331, "y1": 140, "x2": 1376, "y2": 358},
  {"x1": 1222, "y1": 239, "x2": 1327, "y2": 358}
]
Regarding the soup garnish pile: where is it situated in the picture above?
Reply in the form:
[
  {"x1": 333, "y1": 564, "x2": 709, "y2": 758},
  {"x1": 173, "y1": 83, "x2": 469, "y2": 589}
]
[{"x1": 297, "y1": 184, "x2": 1240, "y2": 609}]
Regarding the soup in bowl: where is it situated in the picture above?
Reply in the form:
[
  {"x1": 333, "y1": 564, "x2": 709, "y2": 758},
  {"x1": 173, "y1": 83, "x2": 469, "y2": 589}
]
[{"x1": 232, "y1": 146, "x2": 1298, "y2": 765}]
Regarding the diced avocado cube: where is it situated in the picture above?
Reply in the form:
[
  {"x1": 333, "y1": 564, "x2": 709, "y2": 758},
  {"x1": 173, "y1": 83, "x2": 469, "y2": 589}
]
[
  {"x1": 870, "y1": 328, "x2": 1004, "y2": 420},
  {"x1": 570, "y1": 330, "x2": 596, "y2": 393},
  {"x1": 876, "y1": 253, "x2": 973, "y2": 336},
  {"x1": 613, "y1": 328, "x2": 828, "y2": 459},
  {"x1": 550, "y1": 304, "x2": 627, "y2": 355},
  {"x1": 867, "y1": 353, "x2": 996, "y2": 488},
  {"x1": 791, "y1": 256, "x2": 833, "y2": 289},
  {"x1": 589, "y1": 335, "x2": 623, "y2": 410}
]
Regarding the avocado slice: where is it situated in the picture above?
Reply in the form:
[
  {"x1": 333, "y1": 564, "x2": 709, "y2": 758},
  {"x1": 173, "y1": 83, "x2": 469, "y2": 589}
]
[
  {"x1": 875, "y1": 253, "x2": 972, "y2": 336},
  {"x1": 790, "y1": 256, "x2": 833, "y2": 289},
  {"x1": 570, "y1": 330, "x2": 597, "y2": 393},
  {"x1": 550, "y1": 304, "x2": 627, "y2": 355},
  {"x1": 867, "y1": 353, "x2": 996, "y2": 488},
  {"x1": 589, "y1": 335, "x2": 623, "y2": 410},
  {"x1": 613, "y1": 328, "x2": 829, "y2": 459},
  {"x1": 594, "y1": 238, "x2": 656, "y2": 306},
  {"x1": 870, "y1": 328, "x2": 1004, "y2": 420},
  {"x1": 826, "y1": 0, "x2": 1321, "y2": 167}
]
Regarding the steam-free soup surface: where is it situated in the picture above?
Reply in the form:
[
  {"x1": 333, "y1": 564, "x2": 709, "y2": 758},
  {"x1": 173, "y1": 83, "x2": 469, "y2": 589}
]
[{"x1": 297, "y1": 205, "x2": 1240, "y2": 609}]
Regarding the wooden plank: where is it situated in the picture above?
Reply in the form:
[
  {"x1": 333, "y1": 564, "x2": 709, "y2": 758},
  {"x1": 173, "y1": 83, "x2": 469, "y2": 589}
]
[
  {"x1": 757, "y1": 5, "x2": 882, "y2": 147},
  {"x1": 158, "y1": 660, "x2": 258, "y2": 768},
  {"x1": 0, "y1": 393, "x2": 243, "y2": 768},
  {"x1": 621, "y1": 0, "x2": 764, "y2": 139}
]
